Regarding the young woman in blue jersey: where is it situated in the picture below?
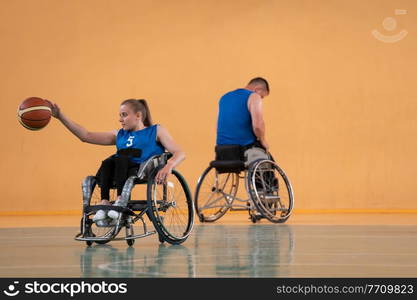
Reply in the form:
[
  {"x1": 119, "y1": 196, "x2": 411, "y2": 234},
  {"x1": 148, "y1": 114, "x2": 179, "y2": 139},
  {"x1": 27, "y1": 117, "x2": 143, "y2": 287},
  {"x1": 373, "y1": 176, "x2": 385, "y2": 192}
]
[{"x1": 48, "y1": 99, "x2": 185, "y2": 222}]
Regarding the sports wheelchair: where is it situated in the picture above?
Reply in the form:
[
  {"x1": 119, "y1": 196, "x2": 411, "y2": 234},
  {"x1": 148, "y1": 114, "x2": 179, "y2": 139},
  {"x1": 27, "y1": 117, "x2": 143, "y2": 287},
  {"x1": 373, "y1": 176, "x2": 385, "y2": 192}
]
[
  {"x1": 194, "y1": 145, "x2": 294, "y2": 223},
  {"x1": 75, "y1": 152, "x2": 194, "y2": 246}
]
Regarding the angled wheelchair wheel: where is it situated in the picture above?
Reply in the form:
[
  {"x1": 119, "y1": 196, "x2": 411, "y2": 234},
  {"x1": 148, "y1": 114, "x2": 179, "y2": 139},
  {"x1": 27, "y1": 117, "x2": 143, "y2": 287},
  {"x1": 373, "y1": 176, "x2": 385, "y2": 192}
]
[
  {"x1": 247, "y1": 160, "x2": 294, "y2": 223},
  {"x1": 147, "y1": 167, "x2": 194, "y2": 245},
  {"x1": 84, "y1": 179, "x2": 122, "y2": 244},
  {"x1": 194, "y1": 166, "x2": 238, "y2": 222}
]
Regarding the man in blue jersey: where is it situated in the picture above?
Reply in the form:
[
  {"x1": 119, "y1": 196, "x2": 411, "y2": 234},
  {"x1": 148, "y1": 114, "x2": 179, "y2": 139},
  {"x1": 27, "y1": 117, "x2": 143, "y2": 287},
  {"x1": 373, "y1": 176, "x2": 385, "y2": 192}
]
[{"x1": 216, "y1": 77, "x2": 271, "y2": 165}]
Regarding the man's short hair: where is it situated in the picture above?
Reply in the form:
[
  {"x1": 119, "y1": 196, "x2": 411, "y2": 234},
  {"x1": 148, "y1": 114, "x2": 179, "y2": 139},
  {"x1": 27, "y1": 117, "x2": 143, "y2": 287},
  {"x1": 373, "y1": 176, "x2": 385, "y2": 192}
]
[{"x1": 248, "y1": 77, "x2": 270, "y2": 93}]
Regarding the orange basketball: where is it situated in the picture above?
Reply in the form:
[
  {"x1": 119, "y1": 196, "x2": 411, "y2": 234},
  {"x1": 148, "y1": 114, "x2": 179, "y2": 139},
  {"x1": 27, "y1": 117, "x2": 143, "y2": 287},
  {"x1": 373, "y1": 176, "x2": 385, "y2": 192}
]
[{"x1": 17, "y1": 97, "x2": 52, "y2": 130}]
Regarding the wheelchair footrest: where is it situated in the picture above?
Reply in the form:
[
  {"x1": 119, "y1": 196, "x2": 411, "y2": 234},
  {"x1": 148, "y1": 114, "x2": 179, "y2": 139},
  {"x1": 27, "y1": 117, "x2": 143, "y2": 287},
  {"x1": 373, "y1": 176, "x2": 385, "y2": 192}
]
[
  {"x1": 74, "y1": 231, "x2": 156, "y2": 242},
  {"x1": 75, "y1": 235, "x2": 112, "y2": 242}
]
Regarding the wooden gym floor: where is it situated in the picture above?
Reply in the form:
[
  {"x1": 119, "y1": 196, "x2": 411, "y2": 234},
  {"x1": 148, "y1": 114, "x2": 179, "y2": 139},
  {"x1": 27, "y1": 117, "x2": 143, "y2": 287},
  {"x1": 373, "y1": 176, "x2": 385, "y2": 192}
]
[{"x1": 0, "y1": 212, "x2": 416, "y2": 277}]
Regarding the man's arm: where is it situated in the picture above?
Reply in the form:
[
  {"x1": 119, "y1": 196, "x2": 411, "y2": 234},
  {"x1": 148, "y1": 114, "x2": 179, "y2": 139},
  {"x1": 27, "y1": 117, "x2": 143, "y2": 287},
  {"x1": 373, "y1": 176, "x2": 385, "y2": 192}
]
[{"x1": 248, "y1": 93, "x2": 269, "y2": 150}]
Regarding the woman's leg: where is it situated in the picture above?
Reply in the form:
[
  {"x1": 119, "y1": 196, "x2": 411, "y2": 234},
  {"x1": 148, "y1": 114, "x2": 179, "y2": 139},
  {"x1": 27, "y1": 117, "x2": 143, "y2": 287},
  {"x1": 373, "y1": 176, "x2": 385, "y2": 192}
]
[
  {"x1": 97, "y1": 156, "x2": 116, "y2": 202},
  {"x1": 108, "y1": 157, "x2": 139, "y2": 220},
  {"x1": 114, "y1": 156, "x2": 139, "y2": 197},
  {"x1": 93, "y1": 156, "x2": 115, "y2": 222}
]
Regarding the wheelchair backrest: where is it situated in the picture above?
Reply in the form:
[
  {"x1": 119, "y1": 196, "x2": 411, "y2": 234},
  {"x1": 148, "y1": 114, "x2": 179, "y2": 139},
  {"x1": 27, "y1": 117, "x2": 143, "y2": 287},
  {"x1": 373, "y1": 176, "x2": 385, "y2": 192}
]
[{"x1": 215, "y1": 145, "x2": 244, "y2": 161}]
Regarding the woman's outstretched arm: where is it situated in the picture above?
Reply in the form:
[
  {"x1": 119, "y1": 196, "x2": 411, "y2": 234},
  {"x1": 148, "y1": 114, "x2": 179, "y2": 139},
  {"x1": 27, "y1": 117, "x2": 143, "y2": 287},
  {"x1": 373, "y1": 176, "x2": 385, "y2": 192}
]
[{"x1": 49, "y1": 101, "x2": 116, "y2": 145}]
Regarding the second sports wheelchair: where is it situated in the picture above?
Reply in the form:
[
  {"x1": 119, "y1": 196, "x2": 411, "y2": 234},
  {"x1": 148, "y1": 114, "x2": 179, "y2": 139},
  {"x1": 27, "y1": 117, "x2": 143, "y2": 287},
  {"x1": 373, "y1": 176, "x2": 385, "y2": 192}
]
[
  {"x1": 75, "y1": 153, "x2": 194, "y2": 246},
  {"x1": 194, "y1": 145, "x2": 294, "y2": 223}
]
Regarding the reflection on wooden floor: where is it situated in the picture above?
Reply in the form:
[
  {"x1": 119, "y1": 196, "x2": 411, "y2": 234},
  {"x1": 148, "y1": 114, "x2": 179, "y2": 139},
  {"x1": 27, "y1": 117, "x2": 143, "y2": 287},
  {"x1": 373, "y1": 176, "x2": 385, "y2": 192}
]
[
  {"x1": 1, "y1": 211, "x2": 416, "y2": 228},
  {"x1": 0, "y1": 213, "x2": 416, "y2": 278}
]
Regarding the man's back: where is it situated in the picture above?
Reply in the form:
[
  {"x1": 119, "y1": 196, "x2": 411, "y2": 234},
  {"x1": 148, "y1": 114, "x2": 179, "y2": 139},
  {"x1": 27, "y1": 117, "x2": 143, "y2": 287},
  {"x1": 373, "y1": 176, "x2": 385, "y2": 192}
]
[{"x1": 216, "y1": 88, "x2": 256, "y2": 146}]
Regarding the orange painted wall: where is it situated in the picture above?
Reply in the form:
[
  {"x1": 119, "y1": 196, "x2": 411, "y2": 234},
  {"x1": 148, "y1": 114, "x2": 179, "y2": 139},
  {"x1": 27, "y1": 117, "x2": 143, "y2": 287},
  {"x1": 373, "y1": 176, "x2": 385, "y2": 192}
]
[{"x1": 1, "y1": 0, "x2": 416, "y2": 213}]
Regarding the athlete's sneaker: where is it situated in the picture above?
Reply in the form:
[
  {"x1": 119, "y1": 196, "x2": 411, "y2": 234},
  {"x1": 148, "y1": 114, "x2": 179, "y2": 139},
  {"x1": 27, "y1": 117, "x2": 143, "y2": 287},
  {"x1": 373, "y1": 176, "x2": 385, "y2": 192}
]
[
  {"x1": 92, "y1": 209, "x2": 107, "y2": 222},
  {"x1": 108, "y1": 200, "x2": 123, "y2": 220},
  {"x1": 96, "y1": 219, "x2": 110, "y2": 227}
]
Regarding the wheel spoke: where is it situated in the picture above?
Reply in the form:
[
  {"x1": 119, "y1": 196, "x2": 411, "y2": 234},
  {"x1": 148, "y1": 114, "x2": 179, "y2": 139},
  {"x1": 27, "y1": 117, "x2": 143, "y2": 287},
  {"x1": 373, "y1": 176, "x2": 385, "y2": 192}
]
[
  {"x1": 150, "y1": 170, "x2": 193, "y2": 242},
  {"x1": 195, "y1": 167, "x2": 238, "y2": 222},
  {"x1": 250, "y1": 160, "x2": 294, "y2": 223}
]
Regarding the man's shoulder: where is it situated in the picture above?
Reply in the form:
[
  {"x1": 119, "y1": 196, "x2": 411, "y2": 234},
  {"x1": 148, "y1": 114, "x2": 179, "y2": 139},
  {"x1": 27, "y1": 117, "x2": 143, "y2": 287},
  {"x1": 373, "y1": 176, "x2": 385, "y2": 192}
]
[
  {"x1": 248, "y1": 92, "x2": 261, "y2": 101},
  {"x1": 231, "y1": 88, "x2": 252, "y2": 94},
  {"x1": 222, "y1": 88, "x2": 239, "y2": 97},
  {"x1": 221, "y1": 88, "x2": 252, "y2": 99}
]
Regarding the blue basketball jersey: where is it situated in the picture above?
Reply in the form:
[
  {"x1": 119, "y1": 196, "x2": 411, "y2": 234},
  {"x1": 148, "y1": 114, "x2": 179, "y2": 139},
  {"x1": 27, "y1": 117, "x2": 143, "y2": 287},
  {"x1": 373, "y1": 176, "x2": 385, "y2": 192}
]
[
  {"x1": 216, "y1": 88, "x2": 257, "y2": 146},
  {"x1": 116, "y1": 124, "x2": 165, "y2": 163}
]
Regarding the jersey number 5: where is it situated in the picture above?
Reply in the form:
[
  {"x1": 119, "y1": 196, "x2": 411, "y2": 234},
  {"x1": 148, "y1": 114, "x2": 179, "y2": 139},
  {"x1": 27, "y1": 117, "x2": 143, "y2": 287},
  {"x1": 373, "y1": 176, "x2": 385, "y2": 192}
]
[{"x1": 126, "y1": 136, "x2": 134, "y2": 147}]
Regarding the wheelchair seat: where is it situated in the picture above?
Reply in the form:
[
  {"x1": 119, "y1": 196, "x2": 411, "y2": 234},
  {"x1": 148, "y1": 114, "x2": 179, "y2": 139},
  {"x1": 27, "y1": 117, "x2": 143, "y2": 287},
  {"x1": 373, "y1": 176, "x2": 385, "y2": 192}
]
[
  {"x1": 209, "y1": 160, "x2": 245, "y2": 173},
  {"x1": 210, "y1": 144, "x2": 246, "y2": 173}
]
